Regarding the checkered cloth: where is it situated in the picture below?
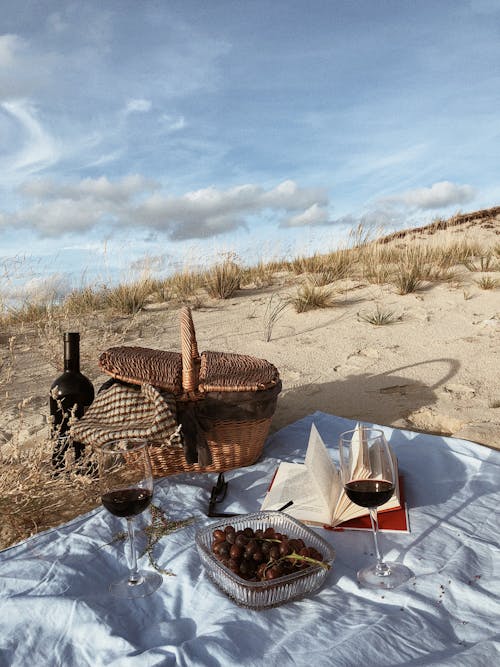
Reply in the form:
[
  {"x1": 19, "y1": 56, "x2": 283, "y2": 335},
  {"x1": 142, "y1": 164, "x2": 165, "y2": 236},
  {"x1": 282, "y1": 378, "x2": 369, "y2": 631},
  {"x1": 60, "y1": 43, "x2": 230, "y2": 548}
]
[
  {"x1": 69, "y1": 381, "x2": 211, "y2": 470},
  {"x1": 70, "y1": 381, "x2": 181, "y2": 447}
]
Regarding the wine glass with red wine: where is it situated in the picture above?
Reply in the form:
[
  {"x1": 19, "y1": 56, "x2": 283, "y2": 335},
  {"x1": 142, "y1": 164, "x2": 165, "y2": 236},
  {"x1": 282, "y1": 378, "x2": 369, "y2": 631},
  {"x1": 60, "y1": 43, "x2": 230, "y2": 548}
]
[
  {"x1": 339, "y1": 426, "x2": 412, "y2": 589},
  {"x1": 98, "y1": 439, "x2": 162, "y2": 598}
]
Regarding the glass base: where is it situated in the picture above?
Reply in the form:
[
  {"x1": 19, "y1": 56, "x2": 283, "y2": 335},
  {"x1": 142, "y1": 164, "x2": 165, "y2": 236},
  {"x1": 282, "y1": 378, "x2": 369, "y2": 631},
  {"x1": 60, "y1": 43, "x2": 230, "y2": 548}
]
[
  {"x1": 109, "y1": 570, "x2": 162, "y2": 598},
  {"x1": 357, "y1": 562, "x2": 413, "y2": 590}
]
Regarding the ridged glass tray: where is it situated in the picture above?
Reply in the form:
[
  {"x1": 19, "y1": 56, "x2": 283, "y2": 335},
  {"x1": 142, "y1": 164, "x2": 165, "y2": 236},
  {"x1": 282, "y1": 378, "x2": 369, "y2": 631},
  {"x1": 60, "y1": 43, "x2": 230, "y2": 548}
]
[{"x1": 195, "y1": 511, "x2": 335, "y2": 609}]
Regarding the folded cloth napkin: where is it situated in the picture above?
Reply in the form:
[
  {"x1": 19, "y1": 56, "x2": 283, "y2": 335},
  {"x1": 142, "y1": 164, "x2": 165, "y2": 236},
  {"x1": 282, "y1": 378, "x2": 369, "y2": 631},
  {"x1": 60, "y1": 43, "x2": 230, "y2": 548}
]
[{"x1": 70, "y1": 381, "x2": 211, "y2": 466}]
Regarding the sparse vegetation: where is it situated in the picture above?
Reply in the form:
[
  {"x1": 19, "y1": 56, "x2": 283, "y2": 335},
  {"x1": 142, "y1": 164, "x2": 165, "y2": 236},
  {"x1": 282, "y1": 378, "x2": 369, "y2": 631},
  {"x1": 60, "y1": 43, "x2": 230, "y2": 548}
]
[
  {"x1": 290, "y1": 281, "x2": 335, "y2": 312},
  {"x1": 1, "y1": 211, "x2": 499, "y2": 550},
  {"x1": 475, "y1": 276, "x2": 498, "y2": 290},
  {"x1": 165, "y1": 269, "x2": 205, "y2": 303},
  {"x1": 105, "y1": 279, "x2": 155, "y2": 315},
  {"x1": 204, "y1": 257, "x2": 242, "y2": 299},
  {"x1": 1, "y1": 222, "x2": 496, "y2": 327},
  {"x1": 392, "y1": 263, "x2": 424, "y2": 295},
  {"x1": 463, "y1": 252, "x2": 498, "y2": 272},
  {"x1": 263, "y1": 293, "x2": 288, "y2": 341},
  {"x1": 358, "y1": 305, "x2": 401, "y2": 326}
]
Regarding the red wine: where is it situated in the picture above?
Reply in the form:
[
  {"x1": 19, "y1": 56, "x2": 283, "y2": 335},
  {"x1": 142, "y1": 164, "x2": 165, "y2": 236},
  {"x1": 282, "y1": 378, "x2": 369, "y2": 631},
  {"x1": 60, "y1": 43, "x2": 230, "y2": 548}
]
[
  {"x1": 102, "y1": 488, "x2": 153, "y2": 517},
  {"x1": 50, "y1": 333, "x2": 94, "y2": 470},
  {"x1": 344, "y1": 479, "x2": 394, "y2": 508}
]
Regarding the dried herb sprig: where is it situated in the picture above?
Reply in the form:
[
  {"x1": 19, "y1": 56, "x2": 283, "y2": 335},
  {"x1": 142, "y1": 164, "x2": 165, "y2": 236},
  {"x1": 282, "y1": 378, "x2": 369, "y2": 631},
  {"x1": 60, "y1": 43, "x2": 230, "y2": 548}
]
[{"x1": 142, "y1": 504, "x2": 195, "y2": 576}]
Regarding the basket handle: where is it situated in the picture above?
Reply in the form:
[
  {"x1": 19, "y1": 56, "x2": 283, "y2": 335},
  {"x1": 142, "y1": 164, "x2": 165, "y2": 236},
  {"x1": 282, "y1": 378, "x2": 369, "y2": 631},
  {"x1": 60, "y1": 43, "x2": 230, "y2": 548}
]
[{"x1": 180, "y1": 306, "x2": 200, "y2": 392}]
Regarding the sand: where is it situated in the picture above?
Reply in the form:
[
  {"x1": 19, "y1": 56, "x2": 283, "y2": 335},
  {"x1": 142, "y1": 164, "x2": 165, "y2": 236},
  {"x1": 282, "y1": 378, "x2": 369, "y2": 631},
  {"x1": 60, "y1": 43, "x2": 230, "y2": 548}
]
[{"x1": 1, "y1": 211, "x2": 499, "y2": 454}]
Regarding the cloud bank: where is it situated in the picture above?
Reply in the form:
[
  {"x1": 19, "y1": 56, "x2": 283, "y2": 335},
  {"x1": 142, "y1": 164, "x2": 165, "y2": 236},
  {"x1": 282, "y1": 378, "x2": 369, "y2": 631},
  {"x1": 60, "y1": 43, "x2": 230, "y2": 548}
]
[
  {"x1": 2, "y1": 176, "x2": 330, "y2": 239},
  {"x1": 380, "y1": 181, "x2": 476, "y2": 210}
]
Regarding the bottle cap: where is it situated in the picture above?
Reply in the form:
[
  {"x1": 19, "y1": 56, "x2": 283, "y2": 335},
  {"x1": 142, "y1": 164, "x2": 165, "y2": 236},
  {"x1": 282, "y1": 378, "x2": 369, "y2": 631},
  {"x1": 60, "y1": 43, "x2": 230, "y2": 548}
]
[{"x1": 64, "y1": 332, "x2": 80, "y2": 342}]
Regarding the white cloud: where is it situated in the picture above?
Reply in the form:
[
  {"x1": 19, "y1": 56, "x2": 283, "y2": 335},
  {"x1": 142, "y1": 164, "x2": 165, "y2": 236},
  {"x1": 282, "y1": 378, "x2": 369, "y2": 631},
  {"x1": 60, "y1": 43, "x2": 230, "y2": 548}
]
[
  {"x1": 2, "y1": 177, "x2": 330, "y2": 240},
  {"x1": 282, "y1": 203, "x2": 330, "y2": 228},
  {"x1": 20, "y1": 174, "x2": 157, "y2": 202},
  {"x1": 381, "y1": 181, "x2": 476, "y2": 210},
  {"x1": 1, "y1": 99, "x2": 60, "y2": 175},
  {"x1": 129, "y1": 180, "x2": 328, "y2": 240},
  {"x1": 161, "y1": 114, "x2": 186, "y2": 131},
  {"x1": 124, "y1": 98, "x2": 152, "y2": 114}
]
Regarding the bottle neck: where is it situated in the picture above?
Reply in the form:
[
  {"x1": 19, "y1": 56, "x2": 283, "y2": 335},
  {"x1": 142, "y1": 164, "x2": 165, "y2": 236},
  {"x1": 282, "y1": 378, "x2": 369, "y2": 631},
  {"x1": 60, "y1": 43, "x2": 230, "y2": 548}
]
[{"x1": 63, "y1": 333, "x2": 80, "y2": 373}]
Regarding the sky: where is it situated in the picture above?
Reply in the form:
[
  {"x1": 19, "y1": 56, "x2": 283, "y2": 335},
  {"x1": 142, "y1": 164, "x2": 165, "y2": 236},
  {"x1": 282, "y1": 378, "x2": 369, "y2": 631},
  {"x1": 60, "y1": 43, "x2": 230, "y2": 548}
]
[{"x1": 1, "y1": 0, "x2": 500, "y2": 303}]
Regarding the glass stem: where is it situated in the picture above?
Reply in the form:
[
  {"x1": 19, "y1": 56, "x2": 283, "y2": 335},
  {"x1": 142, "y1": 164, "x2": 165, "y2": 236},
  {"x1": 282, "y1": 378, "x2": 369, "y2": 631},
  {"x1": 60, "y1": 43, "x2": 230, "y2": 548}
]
[
  {"x1": 126, "y1": 518, "x2": 141, "y2": 585},
  {"x1": 369, "y1": 508, "x2": 390, "y2": 577}
]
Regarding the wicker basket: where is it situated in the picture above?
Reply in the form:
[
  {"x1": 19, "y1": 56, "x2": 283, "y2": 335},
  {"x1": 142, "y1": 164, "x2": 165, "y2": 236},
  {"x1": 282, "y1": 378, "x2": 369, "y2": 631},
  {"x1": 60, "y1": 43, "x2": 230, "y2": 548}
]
[{"x1": 99, "y1": 307, "x2": 281, "y2": 477}]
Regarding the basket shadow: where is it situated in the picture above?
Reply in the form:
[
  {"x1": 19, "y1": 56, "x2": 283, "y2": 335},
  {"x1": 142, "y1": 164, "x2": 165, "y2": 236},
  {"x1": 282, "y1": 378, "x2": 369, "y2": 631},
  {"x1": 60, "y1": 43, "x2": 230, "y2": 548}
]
[{"x1": 272, "y1": 358, "x2": 461, "y2": 435}]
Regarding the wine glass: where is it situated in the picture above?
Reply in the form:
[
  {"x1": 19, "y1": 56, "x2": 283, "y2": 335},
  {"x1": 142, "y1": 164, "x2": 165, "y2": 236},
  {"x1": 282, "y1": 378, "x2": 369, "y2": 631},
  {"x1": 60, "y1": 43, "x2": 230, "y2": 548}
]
[
  {"x1": 339, "y1": 426, "x2": 413, "y2": 589},
  {"x1": 98, "y1": 439, "x2": 162, "y2": 598}
]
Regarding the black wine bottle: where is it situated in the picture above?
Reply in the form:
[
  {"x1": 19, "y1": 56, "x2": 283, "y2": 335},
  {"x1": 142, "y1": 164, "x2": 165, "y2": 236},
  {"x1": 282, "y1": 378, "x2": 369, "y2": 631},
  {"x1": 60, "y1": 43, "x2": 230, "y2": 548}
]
[{"x1": 49, "y1": 332, "x2": 94, "y2": 470}]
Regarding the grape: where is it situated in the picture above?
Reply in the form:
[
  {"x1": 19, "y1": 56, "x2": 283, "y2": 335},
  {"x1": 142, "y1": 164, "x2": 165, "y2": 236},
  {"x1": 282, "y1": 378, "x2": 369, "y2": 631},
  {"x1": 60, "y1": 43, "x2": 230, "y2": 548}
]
[
  {"x1": 213, "y1": 529, "x2": 226, "y2": 541},
  {"x1": 235, "y1": 533, "x2": 248, "y2": 548},
  {"x1": 209, "y1": 523, "x2": 328, "y2": 582}
]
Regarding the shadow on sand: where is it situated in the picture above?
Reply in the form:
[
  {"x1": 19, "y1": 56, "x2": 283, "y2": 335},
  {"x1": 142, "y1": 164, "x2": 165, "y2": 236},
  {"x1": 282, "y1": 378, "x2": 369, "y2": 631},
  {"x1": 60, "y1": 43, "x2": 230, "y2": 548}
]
[{"x1": 273, "y1": 358, "x2": 461, "y2": 433}]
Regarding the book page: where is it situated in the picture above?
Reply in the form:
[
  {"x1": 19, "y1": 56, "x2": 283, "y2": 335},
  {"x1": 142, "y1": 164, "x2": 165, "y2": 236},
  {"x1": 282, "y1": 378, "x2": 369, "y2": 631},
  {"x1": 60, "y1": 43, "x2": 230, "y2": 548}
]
[
  {"x1": 304, "y1": 423, "x2": 338, "y2": 510},
  {"x1": 350, "y1": 423, "x2": 371, "y2": 479},
  {"x1": 261, "y1": 461, "x2": 332, "y2": 524}
]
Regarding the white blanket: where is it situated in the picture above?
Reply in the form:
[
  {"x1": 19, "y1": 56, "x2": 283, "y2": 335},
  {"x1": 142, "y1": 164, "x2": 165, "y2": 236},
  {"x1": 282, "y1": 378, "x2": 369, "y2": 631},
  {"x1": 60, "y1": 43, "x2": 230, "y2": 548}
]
[{"x1": 1, "y1": 412, "x2": 499, "y2": 666}]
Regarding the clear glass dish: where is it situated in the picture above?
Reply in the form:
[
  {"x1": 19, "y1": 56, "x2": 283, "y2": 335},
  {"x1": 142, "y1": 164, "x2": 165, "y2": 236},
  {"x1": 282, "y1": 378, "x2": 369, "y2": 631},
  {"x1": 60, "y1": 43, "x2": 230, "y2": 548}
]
[{"x1": 195, "y1": 511, "x2": 335, "y2": 609}]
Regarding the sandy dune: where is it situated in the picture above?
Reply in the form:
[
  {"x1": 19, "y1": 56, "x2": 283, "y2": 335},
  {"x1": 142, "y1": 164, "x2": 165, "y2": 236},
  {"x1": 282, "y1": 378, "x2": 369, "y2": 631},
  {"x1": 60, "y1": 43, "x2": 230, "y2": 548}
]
[{"x1": 1, "y1": 211, "x2": 499, "y2": 453}]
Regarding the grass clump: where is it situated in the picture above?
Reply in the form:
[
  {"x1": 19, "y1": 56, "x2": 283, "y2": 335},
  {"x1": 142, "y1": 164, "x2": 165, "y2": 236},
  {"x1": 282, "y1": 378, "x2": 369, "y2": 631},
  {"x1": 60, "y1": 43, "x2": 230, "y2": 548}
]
[
  {"x1": 475, "y1": 276, "x2": 498, "y2": 290},
  {"x1": 290, "y1": 282, "x2": 335, "y2": 313},
  {"x1": 165, "y1": 270, "x2": 205, "y2": 303},
  {"x1": 2, "y1": 302, "x2": 54, "y2": 325},
  {"x1": 289, "y1": 253, "x2": 326, "y2": 275},
  {"x1": 463, "y1": 253, "x2": 498, "y2": 272},
  {"x1": 241, "y1": 261, "x2": 276, "y2": 288},
  {"x1": 263, "y1": 293, "x2": 288, "y2": 341},
  {"x1": 392, "y1": 265, "x2": 424, "y2": 295},
  {"x1": 104, "y1": 279, "x2": 154, "y2": 315},
  {"x1": 358, "y1": 305, "x2": 401, "y2": 326},
  {"x1": 63, "y1": 286, "x2": 106, "y2": 315},
  {"x1": 205, "y1": 257, "x2": 242, "y2": 299}
]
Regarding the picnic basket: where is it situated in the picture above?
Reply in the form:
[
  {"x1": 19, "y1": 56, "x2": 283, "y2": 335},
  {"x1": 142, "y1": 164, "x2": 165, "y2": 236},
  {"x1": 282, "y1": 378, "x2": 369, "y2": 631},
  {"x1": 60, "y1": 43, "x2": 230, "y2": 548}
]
[{"x1": 94, "y1": 306, "x2": 281, "y2": 477}]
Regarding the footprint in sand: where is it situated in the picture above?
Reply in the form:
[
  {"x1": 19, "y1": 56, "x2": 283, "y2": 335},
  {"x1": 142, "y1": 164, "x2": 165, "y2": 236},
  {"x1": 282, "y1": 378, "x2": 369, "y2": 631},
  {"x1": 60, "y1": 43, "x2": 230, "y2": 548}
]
[
  {"x1": 336, "y1": 347, "x2": 380, "y2": 375},
  {"x1": 442, "y1": 383, "x2": 476, "y2": 399}
]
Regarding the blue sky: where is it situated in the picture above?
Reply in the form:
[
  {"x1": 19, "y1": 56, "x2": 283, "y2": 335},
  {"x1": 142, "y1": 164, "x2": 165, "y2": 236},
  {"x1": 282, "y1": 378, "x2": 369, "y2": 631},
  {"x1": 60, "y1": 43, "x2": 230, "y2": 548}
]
[{"x1": 1, "y1": 0, "x2": 500, "y2": 301}]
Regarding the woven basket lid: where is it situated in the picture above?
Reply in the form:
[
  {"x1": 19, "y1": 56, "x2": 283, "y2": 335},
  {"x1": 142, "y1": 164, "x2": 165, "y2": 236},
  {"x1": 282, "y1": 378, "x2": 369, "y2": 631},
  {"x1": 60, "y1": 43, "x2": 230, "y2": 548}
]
[
  {"x1": 99, "y1": 346, "x2": 183, "y2": 393},
  {"x1": 198, "y1": 350, "x2": 280, "y2": 393}
]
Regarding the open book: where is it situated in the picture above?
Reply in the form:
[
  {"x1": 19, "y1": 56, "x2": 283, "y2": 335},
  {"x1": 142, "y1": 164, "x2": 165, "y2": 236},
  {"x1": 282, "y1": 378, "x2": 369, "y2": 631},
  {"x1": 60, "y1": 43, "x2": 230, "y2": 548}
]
[{"x1": 261, "y1": 423, "x2": 402, "y2": 528}]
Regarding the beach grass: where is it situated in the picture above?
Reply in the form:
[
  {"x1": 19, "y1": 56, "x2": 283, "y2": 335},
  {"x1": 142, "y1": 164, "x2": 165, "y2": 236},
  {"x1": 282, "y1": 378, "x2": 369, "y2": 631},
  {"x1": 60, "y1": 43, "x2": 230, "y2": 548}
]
[{"x1": 0, "y1": 221, "x2": 497, "y2": 328}]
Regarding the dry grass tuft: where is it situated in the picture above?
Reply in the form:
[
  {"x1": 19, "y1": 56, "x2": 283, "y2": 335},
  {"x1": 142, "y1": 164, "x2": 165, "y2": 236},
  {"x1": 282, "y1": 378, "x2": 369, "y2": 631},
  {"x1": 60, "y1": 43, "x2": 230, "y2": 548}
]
[
  {"x1": 391, "y1": 264, "x2": 424, "y2": 295},
  {"x1": 104, "y1": 279, "x2": 155, "y2": 315},
  {"x1": 0, "y1": 439, "x2": 100, "y2": 550},
  {"x1": 475, "y1": 276, "x2": 498, "y2": 290},
  {"x1": 263, "y1": 293, "x2": 289, "y2": 341},
  {"x1": 205, "y1": 257, "x2": 242, "y2": 299},
  {"x1": 241, "y1": 261, "x2": 276, "y2": 288},
  {"x1": 463, "y1": 252, "x2": 498, "y2": 272},
  {"x1": 290, "y1": 281, "x2": 335, "y2": 312},
  {"x1": 63, "y1": 286, "x2": 106, "y2": 315},
  {"x1": 358, "y1": 305, "x2": 402, "y2": 326},
  {"x1": 165, "y1": 270, "x2": 205, "y2": 303}
]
